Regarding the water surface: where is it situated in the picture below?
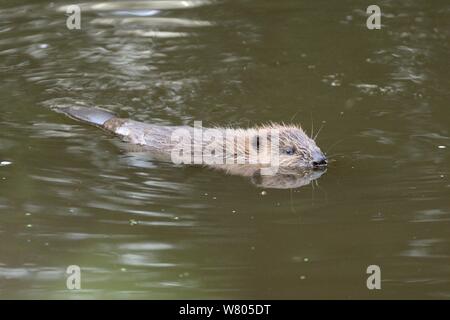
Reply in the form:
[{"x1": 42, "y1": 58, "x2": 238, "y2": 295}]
[{"x1": 0, "y1": 0, "x2": 449, "y2": 299}]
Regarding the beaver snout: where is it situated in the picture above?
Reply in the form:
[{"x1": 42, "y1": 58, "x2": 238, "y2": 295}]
[{"x1": 312, "y1": 155, "x2": 327, "y2": 168}]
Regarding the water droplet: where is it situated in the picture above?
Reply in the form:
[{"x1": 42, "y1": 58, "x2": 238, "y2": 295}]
[{"x1": 261, "y1": 191, "x2": 267, "y2": 196}]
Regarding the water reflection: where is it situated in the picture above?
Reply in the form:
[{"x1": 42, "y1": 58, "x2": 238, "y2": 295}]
[
  {"x1": 56, "y1": 1, "x2": 214, "y2": 12},
  {"x1": 117, "y1": 148, "x2": 326, "y2": 189},
  {"x1": 250, "y1": 168, "x2": 326, "y2": 189}
]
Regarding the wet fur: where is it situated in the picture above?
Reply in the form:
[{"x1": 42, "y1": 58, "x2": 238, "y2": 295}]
[{"x1": 55, "y1": 106, "x2": 327, "y2": 187}]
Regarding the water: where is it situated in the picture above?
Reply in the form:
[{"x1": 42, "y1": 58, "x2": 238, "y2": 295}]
[{"x1": 0, "y1": 0, "x2": 449, "y2": 299}]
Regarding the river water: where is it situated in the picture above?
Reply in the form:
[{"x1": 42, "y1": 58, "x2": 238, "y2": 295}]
[{"x1": 0, "y1": 0, "x2": 449, "y2": 299}]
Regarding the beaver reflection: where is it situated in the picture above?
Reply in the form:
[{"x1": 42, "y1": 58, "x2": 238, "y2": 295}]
[
  {"x1": 118, "y1": 144, "x2": 327, "y2": 189},
  {"x1": 120, "y1": 146, "x2": 326, "y2": 190},
  {"x1": 250, "y1": 167, "x2": 326, "y2": 189}
]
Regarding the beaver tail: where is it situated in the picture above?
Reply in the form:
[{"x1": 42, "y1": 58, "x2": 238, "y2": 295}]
[{"x1": 55, "y1": 106, "x2": 117, "y2": 127}]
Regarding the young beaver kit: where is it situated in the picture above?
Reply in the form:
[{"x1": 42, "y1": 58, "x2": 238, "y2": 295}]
[{"x1": 55, "y1": 106, "x2": 327, "y2": 186}]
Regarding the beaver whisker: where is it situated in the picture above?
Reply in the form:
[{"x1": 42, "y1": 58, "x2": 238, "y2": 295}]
[
  {"x1": 314, "y1": 123, "x2": 325, "y2": 141},
  {"x1": 290, "y1": 109, "x2": 301, "y2": 123},
  {"x1": 325, "y1": 138, "x2": 346, "y2": 155},
  {"x1": 325, "y1": 153, "x2": 344, "y2": 159}
]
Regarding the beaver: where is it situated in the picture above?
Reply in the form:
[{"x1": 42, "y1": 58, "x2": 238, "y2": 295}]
[{"x1": 55, "y1": 106, "x2": 327, "y2": 188}]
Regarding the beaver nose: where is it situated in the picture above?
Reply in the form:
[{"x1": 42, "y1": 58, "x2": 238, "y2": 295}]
[{"x1": 312, "y1": 157, "x2": 327, "y2": 167}]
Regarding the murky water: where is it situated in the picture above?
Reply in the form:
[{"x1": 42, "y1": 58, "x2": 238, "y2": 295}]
[{"x1": 1, "y1": 0, "x2": 449, "y2": 299}]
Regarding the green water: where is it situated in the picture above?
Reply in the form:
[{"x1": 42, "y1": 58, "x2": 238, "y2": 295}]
[{"x1": 0, "y1": 0, "x2": 449, "y2": 299}]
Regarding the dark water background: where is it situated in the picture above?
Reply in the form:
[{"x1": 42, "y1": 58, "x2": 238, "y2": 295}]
[{"x1": 0, "y1": 0, "x2": 449, "y2": 299}]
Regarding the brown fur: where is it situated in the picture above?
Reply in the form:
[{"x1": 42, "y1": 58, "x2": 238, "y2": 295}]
[{"x1": 58, "y1": 106, "x2": 327, "y2": 188}]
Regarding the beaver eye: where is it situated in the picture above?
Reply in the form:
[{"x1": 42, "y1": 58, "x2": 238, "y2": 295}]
[{"x1": 284, "y1": 147, "x2": 295, "y2": 155}]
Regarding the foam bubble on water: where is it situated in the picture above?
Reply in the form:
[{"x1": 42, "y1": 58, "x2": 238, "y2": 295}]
[{"x1": 0, "y1": 161, "x2": 12, "y2": 166}]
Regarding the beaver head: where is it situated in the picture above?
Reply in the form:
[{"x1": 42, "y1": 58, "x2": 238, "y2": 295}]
[{"x1": 254, "y1": 125, "x2": 327, "y2": 169}]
